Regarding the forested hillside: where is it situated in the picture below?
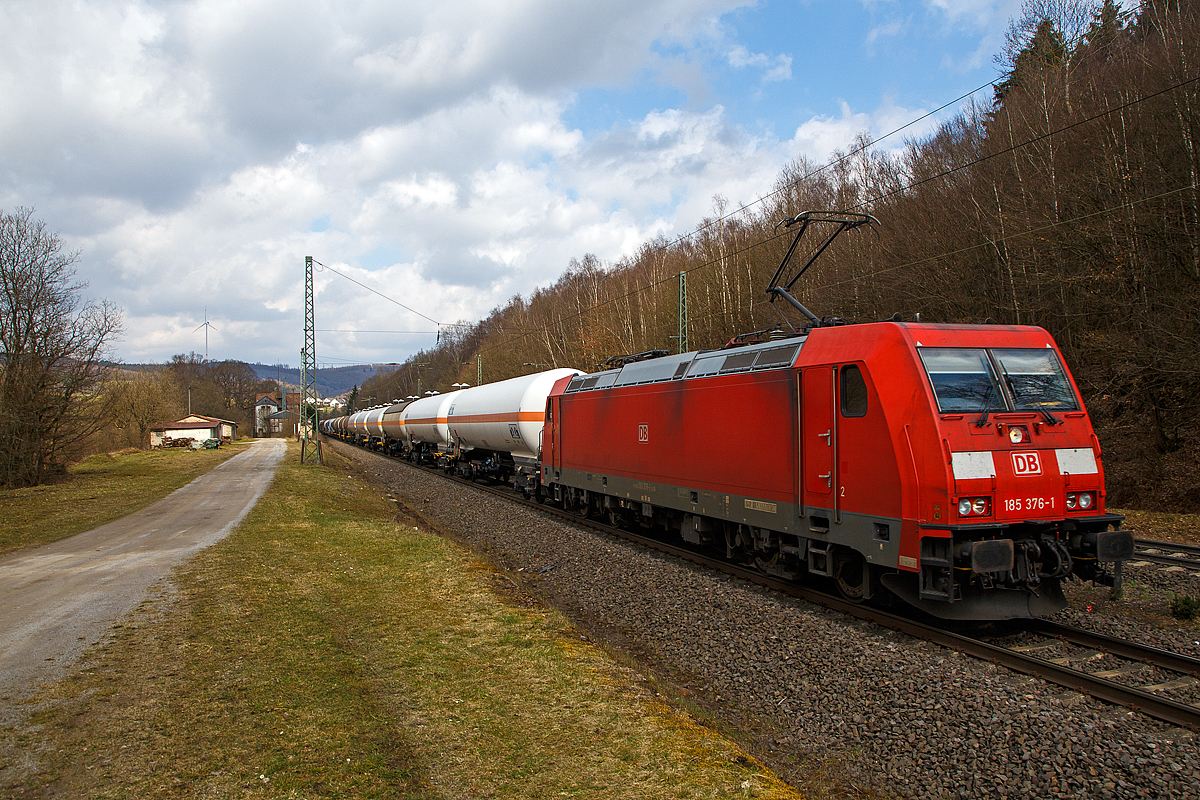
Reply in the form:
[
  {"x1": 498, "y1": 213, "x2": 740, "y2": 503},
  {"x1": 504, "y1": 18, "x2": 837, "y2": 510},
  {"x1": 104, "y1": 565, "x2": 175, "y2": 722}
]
[{"x1": 361, "y1": 1, "x2": 1200, "y2": 512}]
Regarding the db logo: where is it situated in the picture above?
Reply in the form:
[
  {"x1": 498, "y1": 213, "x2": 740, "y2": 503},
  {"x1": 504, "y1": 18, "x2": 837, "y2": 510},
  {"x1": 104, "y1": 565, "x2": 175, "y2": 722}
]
[
  {"x1": 638, "y1": 423, "x2": 649, "y2": 443},
  {"x1": 1011, "y1": 452, "x2": 1042, "y2": 476}
]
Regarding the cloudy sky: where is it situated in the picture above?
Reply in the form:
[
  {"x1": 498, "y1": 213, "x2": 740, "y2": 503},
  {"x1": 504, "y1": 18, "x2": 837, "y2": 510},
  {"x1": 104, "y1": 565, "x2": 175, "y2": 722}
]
[{"x1": 1, "y1": 0, "x2": 1032, "y2": 368}]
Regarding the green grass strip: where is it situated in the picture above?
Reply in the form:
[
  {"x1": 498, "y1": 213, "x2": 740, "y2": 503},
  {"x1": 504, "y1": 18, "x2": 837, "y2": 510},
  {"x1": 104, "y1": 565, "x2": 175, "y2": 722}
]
[
  {"x1": 6, "y1": 444, "x2": 803, "y2": 799},
  {"x1": 0, "y1": 442, "x2": 254, "y2": 557}
]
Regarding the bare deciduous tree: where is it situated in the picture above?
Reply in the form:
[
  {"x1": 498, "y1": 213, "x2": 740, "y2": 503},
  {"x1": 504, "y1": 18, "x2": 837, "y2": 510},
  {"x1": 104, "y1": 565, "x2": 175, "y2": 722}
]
[
  {"x1": 106, "y1": 368, "x2": 182, "y2": 449},
  {"x1": 0, "y1": 207, "x2": 122, "y2": 487}
]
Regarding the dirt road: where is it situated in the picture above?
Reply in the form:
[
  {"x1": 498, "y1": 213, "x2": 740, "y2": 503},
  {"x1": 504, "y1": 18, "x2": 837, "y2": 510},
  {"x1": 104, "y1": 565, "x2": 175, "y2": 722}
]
[{"x1": 0, "y1": 438, "x2": 286, "y2": 715}]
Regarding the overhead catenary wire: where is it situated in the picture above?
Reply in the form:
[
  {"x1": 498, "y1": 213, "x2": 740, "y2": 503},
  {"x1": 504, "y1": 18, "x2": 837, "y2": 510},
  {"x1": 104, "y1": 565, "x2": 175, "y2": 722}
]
[
  {"x1": 321, "y1": 61, "x2": 1200, "y2": 370},
  {"x1": 312, "y1": 259, "x2": 441, "y2": 326},
  {"x1": 317, "y1": 329, "x2": 438, "y2": 334},
  {"x1": 313, "y1": 81, "x2": 1004, "y2": 360},
  {"x1": 471, "y1": 70, "x2": 1200, "y2": 357}
]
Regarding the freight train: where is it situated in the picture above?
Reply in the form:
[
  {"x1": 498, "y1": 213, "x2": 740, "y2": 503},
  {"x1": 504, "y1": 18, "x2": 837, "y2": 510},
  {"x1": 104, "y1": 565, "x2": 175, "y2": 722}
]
[{"x1": 323, "y1": 213, "x2": 1133, "y2": 620}]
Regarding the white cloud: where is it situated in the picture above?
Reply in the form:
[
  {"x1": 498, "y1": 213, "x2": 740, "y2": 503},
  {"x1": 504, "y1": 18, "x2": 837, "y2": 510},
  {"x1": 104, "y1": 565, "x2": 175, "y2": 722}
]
[
  {"x1": 923, "y1": 0, "x2": 1023, "y2": 28},
  {"x1": 865, "y1": 20, "x2": 905, "y2": 51},
  {"x1": 0, "y1": 0, "x2": 1004, "y2": 367},
  {"x1": 788, "y1": 97, "x2": 937, "y2": 164},
  {"x1": 727, "y1": 45, "x2": 793, "y2": 83}
]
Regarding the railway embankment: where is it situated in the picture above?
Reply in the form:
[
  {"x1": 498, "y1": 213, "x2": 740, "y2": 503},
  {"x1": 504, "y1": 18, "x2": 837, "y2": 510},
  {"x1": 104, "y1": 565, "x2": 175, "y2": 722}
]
[{"x1": 333, "y1": 440, "x2": 1200, "y2": 800}]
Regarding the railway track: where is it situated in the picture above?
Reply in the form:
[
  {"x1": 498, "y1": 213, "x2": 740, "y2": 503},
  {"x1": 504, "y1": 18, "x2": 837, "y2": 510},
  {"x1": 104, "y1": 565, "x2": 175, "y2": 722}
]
[
  {"x1": 350, "y1": 442, "x2": 1200, "y2": 732},
  {"x1": 1132, "y1": 538, "x2": 1200, "y2": 570},
  {"x1": 976, "y1": 619, "x2": 1200, "y2": 730}
]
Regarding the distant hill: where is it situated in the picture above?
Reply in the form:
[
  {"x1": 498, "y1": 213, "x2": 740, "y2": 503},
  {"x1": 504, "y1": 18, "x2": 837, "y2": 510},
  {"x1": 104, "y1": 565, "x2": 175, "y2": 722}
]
[
  {"x1": 108, "y1": 361, "x2": 390, "y2": 399},
  {"x1": 246, "y1": 363, "x2": 390, "y2": 398}
]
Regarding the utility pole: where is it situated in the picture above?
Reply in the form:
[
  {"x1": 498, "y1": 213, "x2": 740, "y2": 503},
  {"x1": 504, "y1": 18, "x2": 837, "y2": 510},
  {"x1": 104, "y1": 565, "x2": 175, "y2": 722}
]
[
  {"x1": 300, "y1": 256, "x2": 323, "y2": 465},
  {"x1": 477, "y1": 354, "x2": 482, "y2": 386},
  {"x1": 677, "y1": 270, "x2": 688, "y2": 354}
]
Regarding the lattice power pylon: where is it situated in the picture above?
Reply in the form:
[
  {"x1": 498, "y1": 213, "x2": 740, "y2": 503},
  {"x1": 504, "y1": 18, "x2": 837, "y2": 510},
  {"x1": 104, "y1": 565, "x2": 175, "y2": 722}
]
[{"x1": 300, "y1": 256, "x2": 323, "y2": 464}]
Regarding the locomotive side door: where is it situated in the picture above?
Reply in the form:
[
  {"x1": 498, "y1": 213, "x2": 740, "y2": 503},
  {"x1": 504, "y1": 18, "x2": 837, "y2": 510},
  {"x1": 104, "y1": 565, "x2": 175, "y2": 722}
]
[
  {"x1": 546, "y1": 397, "x2": 561, "y2": 477},
  {"x1": 801, "y1": 366, "x2": 836, "y2": 517}
]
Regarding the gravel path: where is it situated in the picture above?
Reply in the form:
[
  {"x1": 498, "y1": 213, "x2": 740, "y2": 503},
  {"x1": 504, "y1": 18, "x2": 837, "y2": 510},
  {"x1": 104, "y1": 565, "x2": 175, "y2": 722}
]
[
  {"x1": 0, "y1": 438, "x2": 286, "y2": 721},
  {"x1": 333, "y1": 441, "x2": 1200, "y2": 800}
]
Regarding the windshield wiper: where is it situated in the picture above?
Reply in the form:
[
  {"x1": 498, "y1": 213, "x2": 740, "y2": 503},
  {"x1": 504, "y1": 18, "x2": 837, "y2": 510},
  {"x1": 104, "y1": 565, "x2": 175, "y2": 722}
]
[
  {"x1": 975, "y1": 381, "x2": 996, "y2": 427},
  {"x1": 1004, "y1": 372, "x2": 1059, "y2": 426}
]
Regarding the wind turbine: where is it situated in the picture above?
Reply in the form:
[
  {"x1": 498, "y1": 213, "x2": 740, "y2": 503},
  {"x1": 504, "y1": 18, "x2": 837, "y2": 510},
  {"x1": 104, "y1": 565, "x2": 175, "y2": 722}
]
[{"x1": 195, "y1": 307, "x2": 217, "y2": 361}]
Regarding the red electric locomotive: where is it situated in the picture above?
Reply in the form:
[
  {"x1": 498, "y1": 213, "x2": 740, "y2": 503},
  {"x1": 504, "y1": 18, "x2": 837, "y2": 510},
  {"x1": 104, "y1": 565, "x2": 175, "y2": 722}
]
[{"x1": 536, "y1": 213, "x2": 1132, "y2": 619}]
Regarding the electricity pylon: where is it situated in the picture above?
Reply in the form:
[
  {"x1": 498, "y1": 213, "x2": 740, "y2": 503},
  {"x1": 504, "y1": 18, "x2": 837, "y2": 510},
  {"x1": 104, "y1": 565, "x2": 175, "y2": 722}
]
[{"x1": 300, "y1": 256, "x2": 323, "y2": 465}]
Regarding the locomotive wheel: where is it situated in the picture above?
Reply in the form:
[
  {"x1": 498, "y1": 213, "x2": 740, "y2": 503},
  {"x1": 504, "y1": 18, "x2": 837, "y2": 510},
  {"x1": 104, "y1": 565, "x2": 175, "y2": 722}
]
[
  {"x1": 575, "y1": 499, "x2": 590, "y2": 518},
  {"x1": 833, "y1": 548, "x2": 867, "y2": 603},
  {"x1": 607, "y1": 508, "x2": 622, "y2": 528}
]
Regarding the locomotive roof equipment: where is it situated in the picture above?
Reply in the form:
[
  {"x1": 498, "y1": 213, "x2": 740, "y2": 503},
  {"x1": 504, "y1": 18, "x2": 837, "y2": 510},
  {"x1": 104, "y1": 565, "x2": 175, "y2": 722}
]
[{"x1": 766, "y1": 210, "x2": 879, "y2": 330}]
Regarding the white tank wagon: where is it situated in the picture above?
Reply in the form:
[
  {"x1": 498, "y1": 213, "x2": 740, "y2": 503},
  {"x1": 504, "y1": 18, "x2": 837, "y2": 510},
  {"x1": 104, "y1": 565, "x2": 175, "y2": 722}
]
[
  {"x1": 402, "y1": 390, "x2": 464, "y2": 462},
  {"x1": 364, "y1": 406, "x2": 388, "y2": 448},
  {"x1": 346, "y1": 410, "x2": 370, "y2": 440},
  {"x1": 379, "y1": 402, "x2": 410, "y2": 454},
  {"x1": 445, "y1": 368, "x2": 584, "y2": 484}
]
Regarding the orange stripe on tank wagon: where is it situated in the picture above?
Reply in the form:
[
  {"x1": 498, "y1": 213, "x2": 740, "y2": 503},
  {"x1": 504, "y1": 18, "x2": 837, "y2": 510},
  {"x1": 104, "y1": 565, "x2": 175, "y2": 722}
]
[{"x1": 449, "y1": 411, "x2": 545, "y2": 424}]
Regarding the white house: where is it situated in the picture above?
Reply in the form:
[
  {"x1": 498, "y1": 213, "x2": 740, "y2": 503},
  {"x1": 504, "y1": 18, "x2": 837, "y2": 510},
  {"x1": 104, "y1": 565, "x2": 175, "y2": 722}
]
[
  {"x1": 150, "y1": 414, "x2": 239, "y2": 448},
  {"x1": 254, "y1": 394, "x2": 281, "y2": 437}
]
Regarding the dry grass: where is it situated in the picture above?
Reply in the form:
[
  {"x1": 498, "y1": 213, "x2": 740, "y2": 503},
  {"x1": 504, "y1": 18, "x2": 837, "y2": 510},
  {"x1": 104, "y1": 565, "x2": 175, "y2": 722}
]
[
  {"x1": 1112, "y1": 508, "x2": 1200, "y2": 546},
  {"x1": 2, "y1": 443, "x2": 804, "y2": 800},
  {"x1": 0, "y1": 441, "x2": 254, "y2": 557}
]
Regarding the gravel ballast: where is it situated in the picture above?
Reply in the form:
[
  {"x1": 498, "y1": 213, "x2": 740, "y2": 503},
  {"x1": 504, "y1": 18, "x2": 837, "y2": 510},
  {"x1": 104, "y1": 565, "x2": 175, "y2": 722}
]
[{"x1": 333, "y1": 442, "x2": 1200, "y2": 800}]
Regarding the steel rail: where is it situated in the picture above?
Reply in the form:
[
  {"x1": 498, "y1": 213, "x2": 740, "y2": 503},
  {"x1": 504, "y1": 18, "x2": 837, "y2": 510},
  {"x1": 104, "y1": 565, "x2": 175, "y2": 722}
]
[
  {"x1": 1137, "y1": 539, "x2": 1200, "y2": 556},
  {"x1": 1132, "y1": 539, "x2": 1200, "y2": 570},
  {"x1": 1024, "y1": 618, "x2": 1200, "y2": 675},
  {"x1": 343, "y1": 441, "x2": 1200, "y2": 731}
]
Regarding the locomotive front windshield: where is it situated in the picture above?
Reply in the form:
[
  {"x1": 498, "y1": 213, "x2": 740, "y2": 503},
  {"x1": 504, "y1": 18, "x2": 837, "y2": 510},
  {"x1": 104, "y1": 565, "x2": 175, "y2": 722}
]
[
  {"x1": 991, "y1": 348, "x2": 1079, "y2": 411},
  {"x1": 919, "y1": 347, "x2": 1079, "y2": 414}
]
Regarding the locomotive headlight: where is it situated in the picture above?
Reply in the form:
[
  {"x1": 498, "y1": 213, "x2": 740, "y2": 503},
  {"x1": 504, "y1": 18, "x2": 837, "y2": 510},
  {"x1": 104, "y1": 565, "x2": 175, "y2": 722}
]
[
  {"x1": 957, "y1": 497, "x2": 992, "y2": 517},
  {"x1": 1066, "y1": 492, "x2": 1095, "y2": 511}
]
